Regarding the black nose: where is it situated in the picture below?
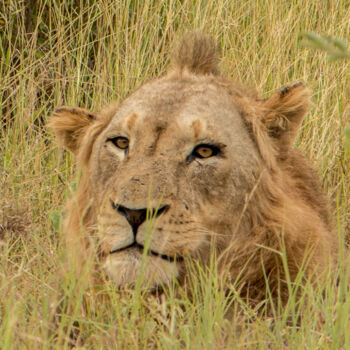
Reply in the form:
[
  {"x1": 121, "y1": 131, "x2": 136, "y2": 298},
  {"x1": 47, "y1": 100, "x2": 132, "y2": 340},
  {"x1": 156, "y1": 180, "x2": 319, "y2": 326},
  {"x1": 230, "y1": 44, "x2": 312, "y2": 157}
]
[{"x1": 110, "y1": 200, "x2": 169, "y2": 236}]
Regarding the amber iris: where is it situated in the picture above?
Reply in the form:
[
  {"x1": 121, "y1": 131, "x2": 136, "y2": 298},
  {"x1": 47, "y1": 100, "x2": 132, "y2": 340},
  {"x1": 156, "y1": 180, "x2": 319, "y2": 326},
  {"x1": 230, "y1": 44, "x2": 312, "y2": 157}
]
[
  {"x1": 196, "y1": 146, "x2": 213, "y2": 158},
  {"x1": 193, "y1": 144, "x2": 220, "y2": 159},
  {"x1": 111, "y1": 137, "x2": 129, "y2": 149}
]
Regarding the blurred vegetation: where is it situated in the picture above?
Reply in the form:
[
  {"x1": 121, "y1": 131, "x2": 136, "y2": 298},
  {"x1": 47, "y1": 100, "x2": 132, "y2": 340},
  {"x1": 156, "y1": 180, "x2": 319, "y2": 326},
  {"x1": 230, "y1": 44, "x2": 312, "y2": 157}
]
[
  {"x1": 300, "y1": 32, "x2": 350, "y2": 61},
  {"x1": 300, "y1": 32, "x2": 350, "y2": 150}
]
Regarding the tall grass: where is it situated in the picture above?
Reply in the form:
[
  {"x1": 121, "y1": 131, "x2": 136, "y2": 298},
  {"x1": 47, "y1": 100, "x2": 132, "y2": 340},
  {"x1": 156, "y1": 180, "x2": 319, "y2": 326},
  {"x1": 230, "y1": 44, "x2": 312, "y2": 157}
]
[{"x1": 0, "y1": 0, "x2": 349, "y2": 348}]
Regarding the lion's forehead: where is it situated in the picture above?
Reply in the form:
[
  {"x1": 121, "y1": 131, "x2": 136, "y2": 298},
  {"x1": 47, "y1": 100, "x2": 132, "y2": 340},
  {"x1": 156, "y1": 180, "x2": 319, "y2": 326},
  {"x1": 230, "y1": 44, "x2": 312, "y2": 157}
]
[{"x1": 107, "y1": 78, "x2": 246, "y2": 143}]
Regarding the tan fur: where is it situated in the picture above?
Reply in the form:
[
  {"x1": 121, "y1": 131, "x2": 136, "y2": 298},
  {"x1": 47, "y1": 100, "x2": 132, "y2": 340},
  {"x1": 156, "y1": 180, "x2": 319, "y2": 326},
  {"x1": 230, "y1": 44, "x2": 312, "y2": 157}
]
[
  {"x1": 126, "y1": 113, "x2": 139, "y2": 132},
  {"x1": 191, "y1": 119, "x2": 202, "y2": 139},
  {"x1": 49, "y1": 34, "x2": 336, "y2": 303},
  {"x1": 171, "y1": 32, "x2": 220, "y2": 75}
]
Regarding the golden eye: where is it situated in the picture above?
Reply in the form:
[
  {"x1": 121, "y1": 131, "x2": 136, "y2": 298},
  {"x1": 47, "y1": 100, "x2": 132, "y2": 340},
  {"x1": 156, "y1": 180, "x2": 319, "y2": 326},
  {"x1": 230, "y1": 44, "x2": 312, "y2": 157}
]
[
  {"x1": 193, "y1": 144, "x2": 220, "y2": 159},
  {"x1": 110, "y1": 137, "x2": 129, "y2": 149},
  {"x1": 196, "y1": 146, "x2": 213, "y2": 158}
]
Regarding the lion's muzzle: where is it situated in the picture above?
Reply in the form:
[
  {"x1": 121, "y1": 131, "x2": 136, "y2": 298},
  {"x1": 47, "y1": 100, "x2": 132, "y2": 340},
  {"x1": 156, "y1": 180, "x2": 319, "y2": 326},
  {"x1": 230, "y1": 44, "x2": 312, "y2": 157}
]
[{"x1": 108, "y1": 200, "x2": 180, "y2": 262}]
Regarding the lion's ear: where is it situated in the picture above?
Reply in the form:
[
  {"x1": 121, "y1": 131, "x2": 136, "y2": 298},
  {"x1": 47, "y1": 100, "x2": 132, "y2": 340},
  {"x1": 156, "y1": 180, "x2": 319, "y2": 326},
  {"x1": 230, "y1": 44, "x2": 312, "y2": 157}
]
[
  {"x1": 49, "y1": 106, "x2": 97, "y2": 155},
  {"x1": 261, "y1": 82, "x2": 310, "y2": 151}
]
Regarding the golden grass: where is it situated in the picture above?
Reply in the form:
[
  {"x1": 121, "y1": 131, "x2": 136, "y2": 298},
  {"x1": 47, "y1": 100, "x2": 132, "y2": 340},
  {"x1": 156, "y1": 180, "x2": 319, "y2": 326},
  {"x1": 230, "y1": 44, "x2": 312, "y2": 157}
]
[{"x1": 0, "y1": 0, "x2": 349, "y2": 348}]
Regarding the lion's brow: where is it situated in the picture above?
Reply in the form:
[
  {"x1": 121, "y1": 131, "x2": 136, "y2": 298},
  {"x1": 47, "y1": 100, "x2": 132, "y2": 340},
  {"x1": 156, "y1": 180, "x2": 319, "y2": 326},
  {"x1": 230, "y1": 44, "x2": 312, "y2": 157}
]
[
  {"x1": 191, "y1": 119, "x2": 203, "y2": 139},
  {"x1": 126, "y1": 113, "x2": 139, "y2": 131}
]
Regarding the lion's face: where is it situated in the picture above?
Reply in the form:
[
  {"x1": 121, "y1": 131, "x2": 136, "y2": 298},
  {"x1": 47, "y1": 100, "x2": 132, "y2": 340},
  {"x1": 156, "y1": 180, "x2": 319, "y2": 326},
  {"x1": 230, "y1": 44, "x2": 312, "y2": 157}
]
[
  {"x1": 92, "y1": 78, "x2": 261, "y2": 288},
  {"x1": 50, "y1": 34, "x2": 321, "y2": 295}
]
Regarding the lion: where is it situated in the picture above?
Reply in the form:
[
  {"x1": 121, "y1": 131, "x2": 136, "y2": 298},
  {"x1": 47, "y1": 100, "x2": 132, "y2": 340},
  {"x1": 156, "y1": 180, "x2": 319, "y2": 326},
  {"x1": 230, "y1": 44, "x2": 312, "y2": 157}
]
[{"x1": 49, "y1": 33, "x2": 336, "y2": 302}]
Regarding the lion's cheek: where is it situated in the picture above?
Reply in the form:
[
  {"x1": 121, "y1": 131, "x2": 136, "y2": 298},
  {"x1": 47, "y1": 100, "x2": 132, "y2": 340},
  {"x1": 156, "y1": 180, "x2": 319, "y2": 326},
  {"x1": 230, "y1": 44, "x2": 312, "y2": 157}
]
[
  {"x1": 187, "y1": 165, "x2": 238, "y2": 204},
  {"x1": 91, "y1": 146, "x2": 121, "y2": 193}
]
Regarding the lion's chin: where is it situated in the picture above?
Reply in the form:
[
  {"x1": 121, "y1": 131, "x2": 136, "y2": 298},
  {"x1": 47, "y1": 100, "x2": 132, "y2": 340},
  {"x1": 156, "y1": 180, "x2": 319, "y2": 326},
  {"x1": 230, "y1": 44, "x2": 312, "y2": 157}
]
[{"x1": 103, "y1": 247, "x2": 180, "y2": 290}]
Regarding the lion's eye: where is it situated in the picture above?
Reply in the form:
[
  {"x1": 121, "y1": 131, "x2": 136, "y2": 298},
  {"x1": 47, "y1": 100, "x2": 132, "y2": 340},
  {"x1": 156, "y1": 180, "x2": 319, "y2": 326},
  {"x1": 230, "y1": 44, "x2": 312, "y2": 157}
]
[
  {"x1": 109, "y1": 137, "x2": 129, "y2": 150},
  {"x1": 193, "y1": 144, "x2": 219, "y2": 159}
]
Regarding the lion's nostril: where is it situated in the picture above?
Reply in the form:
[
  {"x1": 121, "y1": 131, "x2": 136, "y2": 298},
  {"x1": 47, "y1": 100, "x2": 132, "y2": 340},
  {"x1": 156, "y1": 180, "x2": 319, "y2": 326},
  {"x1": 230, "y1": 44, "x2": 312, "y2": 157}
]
[
  {"x1": 110, "y1": 200, "x2": 169, "y2": 236},
  {"x1": 154, "y1": 205, "x2": 169, "y2": 217}
]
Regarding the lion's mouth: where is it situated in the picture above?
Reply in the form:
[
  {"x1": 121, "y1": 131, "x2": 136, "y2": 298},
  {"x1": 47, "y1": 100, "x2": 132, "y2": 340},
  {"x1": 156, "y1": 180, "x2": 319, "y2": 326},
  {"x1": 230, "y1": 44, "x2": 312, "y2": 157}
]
[{"x1": 110, "y1": 242, "x2": 183, "y2": 263}]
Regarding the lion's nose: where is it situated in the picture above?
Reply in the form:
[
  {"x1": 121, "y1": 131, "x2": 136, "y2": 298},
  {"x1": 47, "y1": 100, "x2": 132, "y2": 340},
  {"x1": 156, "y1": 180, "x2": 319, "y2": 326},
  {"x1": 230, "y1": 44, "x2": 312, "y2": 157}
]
[
  {"x1": 110, "y1": 200, "x2": 169, "y2": 236},
  {"x1": 117, "y1": 205, "x2": 147, "y2": 235}
]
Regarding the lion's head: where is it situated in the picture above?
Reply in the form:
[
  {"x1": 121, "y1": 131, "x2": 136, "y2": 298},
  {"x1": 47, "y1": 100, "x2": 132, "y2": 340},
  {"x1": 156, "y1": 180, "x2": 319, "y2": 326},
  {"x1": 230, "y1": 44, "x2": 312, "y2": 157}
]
[{"x1": 50, "y1": 34, "x2": 335, "y2": 299}]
